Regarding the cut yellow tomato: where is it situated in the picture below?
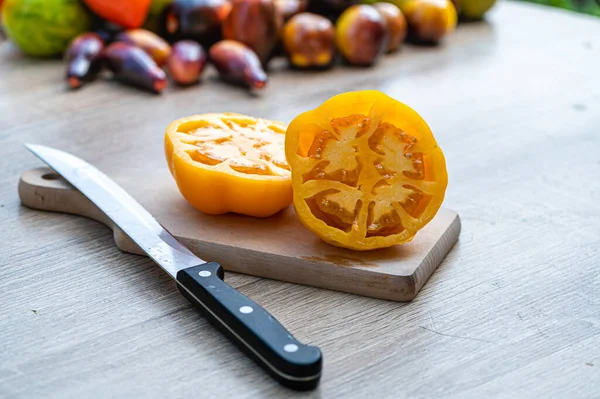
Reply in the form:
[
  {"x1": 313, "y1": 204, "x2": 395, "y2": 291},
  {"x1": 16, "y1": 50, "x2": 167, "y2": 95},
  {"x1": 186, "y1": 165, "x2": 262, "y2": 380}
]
[
  {"x1": 165, "y1": 113, "x2": 292, "y2": 217},
  {"x1": 285, "y1": 90, "x2": 447, "y2": 250}
]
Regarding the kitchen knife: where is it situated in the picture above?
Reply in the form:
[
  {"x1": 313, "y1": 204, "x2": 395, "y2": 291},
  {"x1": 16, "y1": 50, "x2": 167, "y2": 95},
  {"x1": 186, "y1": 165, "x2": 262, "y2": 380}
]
[{"x1": 24, "y1": 144, "x2": 322, "y2": 391}]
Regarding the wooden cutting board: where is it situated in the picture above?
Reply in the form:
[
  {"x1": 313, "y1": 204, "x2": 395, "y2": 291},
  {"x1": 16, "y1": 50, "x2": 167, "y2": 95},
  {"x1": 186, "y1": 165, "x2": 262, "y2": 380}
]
[{"x1": 18, "y1": 167, "x2": 460, "y2": 301}]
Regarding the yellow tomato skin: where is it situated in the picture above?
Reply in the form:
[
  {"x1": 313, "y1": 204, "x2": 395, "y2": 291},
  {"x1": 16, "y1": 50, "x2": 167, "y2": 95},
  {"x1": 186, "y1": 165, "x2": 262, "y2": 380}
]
[
  {"x1": 402, "y1": 0, "x2": 457, "y2": 44},
  {"x1": 285, "y1": 90, "x2": 448, "y2": 250},
  {"x1": 165, "y1": 113, "x2": 292, "y2": 218}
]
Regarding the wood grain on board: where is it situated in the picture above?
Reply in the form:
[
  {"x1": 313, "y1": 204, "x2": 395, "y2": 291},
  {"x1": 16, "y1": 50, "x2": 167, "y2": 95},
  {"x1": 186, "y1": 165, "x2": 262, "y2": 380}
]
[
  {"x1": 1, "y1": 3, "x2": 599, "y2": 398},
  {"x1": 18, "y1": 167, "x2": 460, "y2": 302}
]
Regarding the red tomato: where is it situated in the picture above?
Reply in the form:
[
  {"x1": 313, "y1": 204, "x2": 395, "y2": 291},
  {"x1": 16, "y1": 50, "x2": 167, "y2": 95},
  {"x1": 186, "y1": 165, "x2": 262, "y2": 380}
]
[{"x1": 83, "y1": 0, "x2": 151, "y2": 29}]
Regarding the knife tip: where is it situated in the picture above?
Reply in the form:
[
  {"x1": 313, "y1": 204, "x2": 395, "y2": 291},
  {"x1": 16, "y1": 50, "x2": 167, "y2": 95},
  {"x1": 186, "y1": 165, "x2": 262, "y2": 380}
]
[{"x1": 24, "y1": 143, "x2": 43, "y2": 153}]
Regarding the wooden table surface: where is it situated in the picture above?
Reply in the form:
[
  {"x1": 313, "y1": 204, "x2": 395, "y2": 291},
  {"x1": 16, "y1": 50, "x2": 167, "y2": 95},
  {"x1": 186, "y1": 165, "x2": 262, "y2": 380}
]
[{"x1": 1, "y1": 2, "x2": 599, "y2": 398}]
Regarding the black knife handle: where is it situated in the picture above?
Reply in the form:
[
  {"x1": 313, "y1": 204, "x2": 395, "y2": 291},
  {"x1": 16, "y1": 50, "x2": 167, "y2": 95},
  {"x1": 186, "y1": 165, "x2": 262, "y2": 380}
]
[{"x1": 176, "y1": 262, "x2": 322, "y2": 390}]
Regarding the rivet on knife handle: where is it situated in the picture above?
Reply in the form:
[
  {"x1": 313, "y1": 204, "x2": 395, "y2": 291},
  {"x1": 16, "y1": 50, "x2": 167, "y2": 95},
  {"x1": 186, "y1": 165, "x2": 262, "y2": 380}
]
[
  {"x1": 177, "y1": 262, "x2": 323, "y2": 390},
  {"x1": 23, "y1": 144, "x2": 323, "y2": 391}
]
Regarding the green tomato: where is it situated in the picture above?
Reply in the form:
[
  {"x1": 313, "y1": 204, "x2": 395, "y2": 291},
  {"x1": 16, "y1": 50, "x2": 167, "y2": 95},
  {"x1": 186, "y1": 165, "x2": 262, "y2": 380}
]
[
  {"x1": 149, "y1": 0, "x2": 173, "y2": 16},
  {"x1": 460, "y1": 0, "x2": 496, "y2": 19},
  {"x1": 362, "y1": 0, "x2": 411, "y2": 10},
  {"x1": 1, "y1": 0, "x2": 91, "y2": 57}
]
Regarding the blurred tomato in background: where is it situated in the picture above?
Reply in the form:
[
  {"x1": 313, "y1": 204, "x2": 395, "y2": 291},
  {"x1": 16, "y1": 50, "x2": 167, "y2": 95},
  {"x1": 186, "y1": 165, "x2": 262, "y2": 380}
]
[{"x1": 83, "y1": 0, "x2": 151, "y2": 29}]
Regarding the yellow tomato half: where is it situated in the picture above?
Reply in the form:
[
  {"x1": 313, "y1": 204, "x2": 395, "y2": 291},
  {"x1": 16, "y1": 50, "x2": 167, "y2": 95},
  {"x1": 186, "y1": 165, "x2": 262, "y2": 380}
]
[
  {"x1": 285, "y1": 90, "x2": 448, "y2": 250},
  {"x1": 165, "y1": 113, "x2": 292, "y2": 217}
]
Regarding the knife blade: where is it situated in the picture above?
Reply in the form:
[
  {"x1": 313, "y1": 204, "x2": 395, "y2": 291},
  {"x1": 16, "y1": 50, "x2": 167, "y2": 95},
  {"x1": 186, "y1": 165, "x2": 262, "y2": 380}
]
[{"x1": 24, "y1": 143, "x2": 322, "y2": 390}]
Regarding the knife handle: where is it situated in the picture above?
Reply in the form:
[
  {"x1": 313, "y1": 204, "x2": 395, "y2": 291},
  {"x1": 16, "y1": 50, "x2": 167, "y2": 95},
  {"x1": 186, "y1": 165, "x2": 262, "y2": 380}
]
[{"x1": 176, "y1": 262, "x2": 322, "y2": 391}]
